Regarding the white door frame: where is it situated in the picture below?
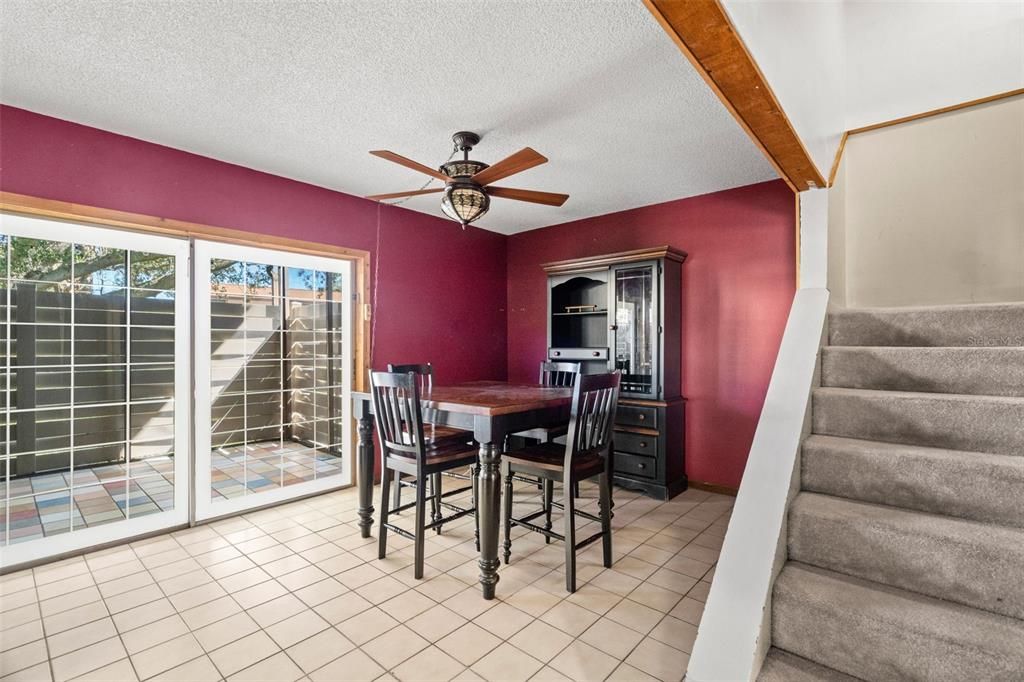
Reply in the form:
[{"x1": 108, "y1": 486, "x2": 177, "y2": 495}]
[
  {"x1": 0, "y1": 212, "x2": 191, "y2": 568},
  {"x1": 192, "y1": 240, "x2": 353, "y2": 521}
]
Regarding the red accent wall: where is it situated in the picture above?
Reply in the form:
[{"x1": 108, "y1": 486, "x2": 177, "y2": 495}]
[
  {"x1": 1, "y1": 105, "x2": 795, "y2": 489},
  {"x1": 506, "y1": 182, "x2": 795, "y2": 489},
  {"x1": 0, "y1": 105, "x2": 509, "y2": 386}
]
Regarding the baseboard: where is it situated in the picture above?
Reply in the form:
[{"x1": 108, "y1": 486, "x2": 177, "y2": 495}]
[{"x1": 688, "y1": 480, "x2": 739, "y2": 497}]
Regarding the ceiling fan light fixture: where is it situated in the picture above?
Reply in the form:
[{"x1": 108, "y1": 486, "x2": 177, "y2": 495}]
[
  {"x1": 441, "y1": 182, "x2": 489, "y2": 228},
  {"x1": 441, "y1": 160, "x2": 489, "y2": 179}
]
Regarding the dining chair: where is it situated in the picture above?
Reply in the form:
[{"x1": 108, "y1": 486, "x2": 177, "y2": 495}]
[
  {"x1": 386, "y1": 363, "x2": 474, "y2": 532},
  {"x1": 501, "y1": 371, "x2": 620, "y2": 593},
  {"x1": 513, "y1": 361, "x2": 581, "y2": 443},
  {"x1": 371, "y1": 370, "x2": 478, "y2": 579},
  {"x1": 510, "y1": 361, "x2": 581, "y2": 516}
]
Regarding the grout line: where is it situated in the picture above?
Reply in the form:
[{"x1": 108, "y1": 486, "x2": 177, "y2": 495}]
[{"x1": 12, "y1": 482, "x2": 730, "y2": 682}]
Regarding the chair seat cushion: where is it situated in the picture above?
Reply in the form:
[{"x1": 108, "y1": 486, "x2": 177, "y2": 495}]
[
  {"x1": 401, "y1": 424, "x2": 473, "y2": 447},
  {"x1": 389, "y1": 441, "x2": 478, "y2": 468},
  {"x1": 504, "y1": 442, "x2": 603, "y2": 476},
  {"x1": 513, "y1": 423, "x2": 569, "y2": 441}
]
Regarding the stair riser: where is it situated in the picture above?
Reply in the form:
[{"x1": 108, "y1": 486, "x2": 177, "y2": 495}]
[
  {"x1": 821, "y1": 347, "x2": 1024, "y2": 397},
  {"x1": 828, "y1": 303, "x2": 1024, "y2": 347},
  {"x1": 772, "y1": 564, "x2": 1024, "y2": 681},
  {"x1": 788, "y1": 495, "x2": 1024, "y2": 620},
  {"x1": 812, "y1": 390, "x2": 1024, "y2": 456},
  {"x1": 802, "y1": 438, "x2": 1024, "y2": 528},
  {"x1": 759, "y1": 650, "x2": 859, "y2": 682}
]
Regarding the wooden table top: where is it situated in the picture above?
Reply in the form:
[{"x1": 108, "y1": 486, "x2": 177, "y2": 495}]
[{"x1": 353, "y1": 381, "x2": 572, "y2": 417}]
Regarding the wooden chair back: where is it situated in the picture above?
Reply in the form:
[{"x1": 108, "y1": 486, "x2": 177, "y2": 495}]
[
  {"x1": 370, "y1": 370, "x2": 426, "y2": 465},
  {"x1": 387, "y1": 363, "x2": 435, "y2": 395},
  {"x1": 388, "y1": 363, "x2": 443, "y2": 427},
  {"x1": 564, "y1": 371, "x2": 621, "y2": 467},
  {"x1": 539, "y1": 361, "x2": 581, "y2": 388}
]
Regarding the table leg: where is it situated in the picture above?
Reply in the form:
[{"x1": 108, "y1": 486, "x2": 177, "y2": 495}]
[
  {"x1": 476, "y1": 441, "x2": 501, "y2": 600},
  {"x1": 357, "y1": 414, "x2": 375, "y2": 539}
]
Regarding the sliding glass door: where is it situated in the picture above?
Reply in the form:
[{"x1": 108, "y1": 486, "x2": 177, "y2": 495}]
[
  {"x1": 193, "y1": 241, "x2": 353, "y2": 520},
  {"x1": 0, "y1": 213, "x2": 190, "y2": 566}
]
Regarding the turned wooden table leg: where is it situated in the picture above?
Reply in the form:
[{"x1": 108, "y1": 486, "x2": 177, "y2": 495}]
[
  {"x1": 476, "y1": 441, "x2": 501, "y2": 600},
  {"x1": 357, "y1": 414, "x2": 375, "y2": 539}
]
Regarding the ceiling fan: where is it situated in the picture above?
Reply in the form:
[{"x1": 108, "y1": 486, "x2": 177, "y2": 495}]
[{"x1": 366, "y1": 131, "x2": 569, "y2": 228}]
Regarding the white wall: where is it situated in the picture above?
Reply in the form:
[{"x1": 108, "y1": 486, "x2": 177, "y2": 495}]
[
  {"x1": 721, "y1": 0, "x2": 1024, "y2": 180},
  {"x1": 845, "y1": 1, "x2": 1024, "y2": 129},
  {"x1": 721, "y1": 0, "x2": 845, "y2": 181},
  {"x1": 834, "y1": 95, "x2": 1024, "y2": 307}
]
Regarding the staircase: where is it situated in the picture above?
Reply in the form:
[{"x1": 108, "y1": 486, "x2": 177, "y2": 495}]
[{"x1": 759, "y1": 302, "x2": 1024, "y2": 681}]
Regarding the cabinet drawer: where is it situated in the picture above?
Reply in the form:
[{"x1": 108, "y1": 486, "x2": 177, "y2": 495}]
[
  {"x1": 614, "y1": 452, "x2": 656, "y2": 480},
  {"x1": 617, "y1": 404, "x2": 658, "y2": 429},
  {"x1": 549, "y1": 347, "x2": 609, "y2": 361},
  {"x1": 614, "y1": 431, "x2": 659, "y2": 456}
]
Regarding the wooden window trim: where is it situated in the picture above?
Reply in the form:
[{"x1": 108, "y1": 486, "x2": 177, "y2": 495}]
[{"x1": 0, "y1": 190, "x2": 372, "y2": 391}]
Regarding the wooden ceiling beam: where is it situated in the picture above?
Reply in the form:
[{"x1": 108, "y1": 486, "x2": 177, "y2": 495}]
[{"x1": 644, "y1": 0, "x2": 826, "y2": 192}]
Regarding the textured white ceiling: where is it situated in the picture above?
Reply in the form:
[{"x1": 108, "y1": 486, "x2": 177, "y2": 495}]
[{"x1": 0, "y1": 0, "x2": 777, "y2": 234}]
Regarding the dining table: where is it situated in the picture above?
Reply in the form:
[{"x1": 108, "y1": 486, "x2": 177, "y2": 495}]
[{"x1": 352, "y1": 380, "x2": 573, "y2": 599}]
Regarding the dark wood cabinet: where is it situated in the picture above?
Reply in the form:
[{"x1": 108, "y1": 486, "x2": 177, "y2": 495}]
[{"x1": 542, "y1": 246, "x2": 687, "y2": 500}]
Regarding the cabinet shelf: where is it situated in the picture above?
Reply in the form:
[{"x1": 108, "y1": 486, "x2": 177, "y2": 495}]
[{"x1": 544, "y1": 246, "x2": 687, "y2": 501}]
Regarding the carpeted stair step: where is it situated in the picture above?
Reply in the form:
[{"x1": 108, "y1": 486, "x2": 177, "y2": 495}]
[
  {"x1": 812, "y1": 387, "x2": 1024, "y2": 456},
  {"x1": 801, "y1": 435, "x2": 1024, "y2": 528},
  {"x1": 821, "y1": 346, "x2": 1024, "y2": 396},
  {"x1": 758, "y1": 649, "x2": 859, "y2": 682},
  {"x1": 772, "y1": 562, "x2": 1024, "y2": 681},
  {"x1": 788, "y1": 492, "x2": 1024, "y2": 620},
  {"x1": 828, "y1": 301, "x2": 1024, "y2": 347}
]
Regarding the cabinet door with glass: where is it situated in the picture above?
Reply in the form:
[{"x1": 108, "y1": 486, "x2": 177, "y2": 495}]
[{"x1": 610, "y1": 261, "x2": 660, "y2": 398}]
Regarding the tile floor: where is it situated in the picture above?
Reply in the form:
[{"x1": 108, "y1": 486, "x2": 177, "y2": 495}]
[
  {"x1": 0, "y1": 477, "x2": 730, "y2": 682},
  {"x1": 5, "y1": 441, "x2": 344, "y2": 545}
]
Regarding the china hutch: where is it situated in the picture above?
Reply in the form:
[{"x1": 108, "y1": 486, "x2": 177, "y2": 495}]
[{"x1": 542, "y1": 246, "x2": 686, "y2": 499}]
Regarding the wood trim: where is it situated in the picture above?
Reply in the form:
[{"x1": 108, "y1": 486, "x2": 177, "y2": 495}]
[
  {"x1": 848, "y1": 88, "x2": 1024, "y2": 136},
  {"x1": 794, "y1": 191, "x2": 801, "y2": 288},
  {"x1": 542, "y1": 245, "x2": 687, "y2": 275},
  {"x1": 0, "y1": 190, "x2": 372, "y2": 392},
  {"x1": 689, "y1": 480, "x2": 739, "y2": 497},
  {"x1": 643, "y1": 0, "x2": 826, "y2": 192},
  {"x1": 827, "y1": 88, "x2": 1024, "y2": 187},
  {"x1": 827, "y1": 131, "x2": 849, "y2": 188},
  {"x1": 614, "y1": 425, "x2": 661, "y2": 437},
  {"x1": 0, "y1": 191, "x2": 370, "y2": 261}
]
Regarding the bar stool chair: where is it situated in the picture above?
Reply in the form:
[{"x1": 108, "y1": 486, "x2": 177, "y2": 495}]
[
  {"x1": 508, "y1": 361, "x2": 581, "y2": 531},
  {"x1": 501, "y1": 371, "x2": 620, "y2": 593},
  {"x1": 387, "y1": 363, "x2": 473, "y2": 531},
  {"x1": 513, "y1": 361, "x2": 581, "y2": 443},
  {"x1": 371, "y1": 370, "x2": 478, "y2": 579}
]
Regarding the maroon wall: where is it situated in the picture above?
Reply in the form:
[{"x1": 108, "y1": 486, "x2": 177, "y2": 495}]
[
  {"x1": 0, "y1": 105, "x2": 509, "y2": 385},
  {"x1": 506, "y1": 182, "x2": 795, "y2": 489},
  {"x1": 1, "y1": 105, "x2": 795, "y2": 489}
]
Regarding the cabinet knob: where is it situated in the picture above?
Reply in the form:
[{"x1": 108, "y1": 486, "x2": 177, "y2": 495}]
[
  {"x1": 638, "y1": 414, "x2": 646, "y2": 421},
  {"x1": 592, "y1": 351, "x2": 600, "y2": 357},
  {"x1": 609, "y1": 325, "x2": 618, "y2": 331},
  {"x1": 553, "y1": 351, "x2": 561, "y2": 357},
  {"x1": 638, "y1": 462, "x2": 646, "y2": 470},
  {"x1": 639, "y1": 441, "x2": 647, "y2": 448}
]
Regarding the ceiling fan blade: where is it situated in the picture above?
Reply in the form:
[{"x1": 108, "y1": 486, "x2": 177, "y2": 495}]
[
  {"x1": 487, "y1": 186, "x2": 569, "y2": 207},
  {"x1": 471, "y1": 148, "x2": 547, "y2": 186},
  {"x1": 370, "y1": 150, "x2": 450, "y2": 182},
  {"x1": 366, "y1": 188, "x2": 444, "y2": 201}
]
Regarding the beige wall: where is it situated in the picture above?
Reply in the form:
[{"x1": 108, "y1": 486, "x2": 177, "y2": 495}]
[{"x1": 829, "y1": 94, "x2": 1024, "y2": 308}]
